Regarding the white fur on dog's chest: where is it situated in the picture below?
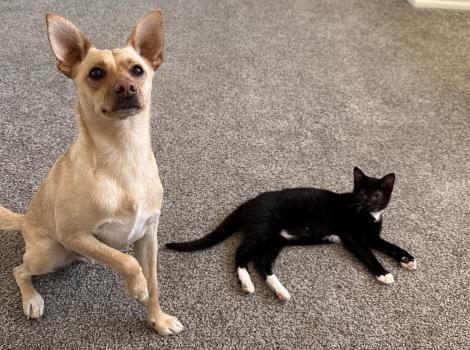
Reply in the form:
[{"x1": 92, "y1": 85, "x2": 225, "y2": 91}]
[{"x1": 94, "y1": 206, "x2": 160, "y2": 250}]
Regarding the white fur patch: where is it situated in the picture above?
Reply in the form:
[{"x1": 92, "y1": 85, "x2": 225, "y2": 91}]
[
  {"x1": 94, "y1": 207, "x2": 159, "y2": 250},
  {"x1": 370, "y1": 210, "x2": 383, "y2": 222},
  {"x1": 280, "y1": 229, "x2": 295, "y2": 240},
  {"x1": 376, "y1": 273, "x2": 394, "y2": 284},
  {"x1": 237, "y1": 267, "x2": 255, "y2": 293},
  {"x1": 324, "y1": 235, "x2": 341, "y2": 243},
  {"x1": 401, "y1": 259, "x2": 417, "y2": 270},
  {"x1": 266, "y1": 274, "x2": 291, "y2": 301},
  {"x1": 23, "y1": 292, "x2": 45, "y2": 319}
]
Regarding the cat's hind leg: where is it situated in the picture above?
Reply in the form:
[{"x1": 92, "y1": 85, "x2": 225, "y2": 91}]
[
  {"x1": 255, "y1": 247, "x2": 290, "y2": 302},
  {"x1": 266, "y1": 274, "x2": 291, "y2": 302},
  {"x1": 235, "y1": 243, "x2": 257, "y2": 294}
]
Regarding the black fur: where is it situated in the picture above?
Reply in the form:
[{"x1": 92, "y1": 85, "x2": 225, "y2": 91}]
[{"x1": 166, "y1": 167, "x2": 415, "y2": 288}]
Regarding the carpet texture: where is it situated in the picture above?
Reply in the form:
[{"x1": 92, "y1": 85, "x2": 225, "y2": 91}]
[{"x1": 0, "y1": 0, "x2": 469, "y2": 349}]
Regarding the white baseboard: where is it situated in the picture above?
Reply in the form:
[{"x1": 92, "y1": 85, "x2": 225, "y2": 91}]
[{"x1": 408, "y1": 0, "x2": 470, "y2": 10}]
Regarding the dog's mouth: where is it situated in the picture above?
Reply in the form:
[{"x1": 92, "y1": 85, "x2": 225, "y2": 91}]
[{"x1": 101, "y1": 101, "x2": 144, "y2": 118}]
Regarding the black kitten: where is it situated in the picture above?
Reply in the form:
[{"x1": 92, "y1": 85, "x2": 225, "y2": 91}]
[{"x1": 166, "y1": 167, "x2": 416, "y2": 301}]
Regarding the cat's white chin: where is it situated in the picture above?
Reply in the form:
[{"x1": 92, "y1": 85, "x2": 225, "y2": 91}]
[
  {"x1": 376, "y1": 273, "x2": 394, "y2": 284},
  {"x1": 369, "y1": 210, "x2": 383, "y2": 221}
]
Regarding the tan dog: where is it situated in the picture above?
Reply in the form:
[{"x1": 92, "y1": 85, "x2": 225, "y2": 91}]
[{"x1": 0, "y1": 9, "x2": 183, "y2": 336}]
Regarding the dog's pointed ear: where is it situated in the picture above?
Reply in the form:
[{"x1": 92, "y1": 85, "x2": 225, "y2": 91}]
[
  {"x1": 46, "y1": 13, "x2": 91, "y2": 78},
  {"x1": 127, "y1": 9, "x2": 164, "y2": 71}
]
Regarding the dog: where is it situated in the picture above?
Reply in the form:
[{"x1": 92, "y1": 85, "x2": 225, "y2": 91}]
[{"x1": 0, "y1": 9, "x2": 183, "y2": 336}]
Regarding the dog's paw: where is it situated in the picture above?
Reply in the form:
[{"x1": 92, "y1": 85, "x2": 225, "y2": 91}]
[
  {"x1": 23, "y1": 292, "x2": 44, "y2": 319},
  {"x1": 400, "y1": 258, "x2": 417, "y2": 270},
  {"x1": 376, "y1": 273, "x2": 394, "y2": 284},
  {"x1": 125, "y1": 271, "x2": 148, "y2": 303},
  {"x1": 149, "y1": 312, "x2": 184, "y2": 336}
]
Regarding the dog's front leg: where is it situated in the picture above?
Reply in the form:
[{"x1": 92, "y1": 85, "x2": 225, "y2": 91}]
[
  {"x1": 134, "y1": 211, "x2": 184, "y2": 336},
  {"x1": 63, "y1": 233, "x2": 149, "y2": 302}
]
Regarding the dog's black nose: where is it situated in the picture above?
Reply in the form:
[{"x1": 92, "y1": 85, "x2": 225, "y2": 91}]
[{"x1": 113, "y1": 79, "x2": 137, "y2": 98}]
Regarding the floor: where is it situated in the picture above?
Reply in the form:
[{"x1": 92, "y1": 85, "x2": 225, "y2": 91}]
[{"x1": 0, "y1": 0, "x2": 469, "y2": 349}]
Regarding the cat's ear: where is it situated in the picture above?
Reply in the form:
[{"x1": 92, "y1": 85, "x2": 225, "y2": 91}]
[
  {"x1": 353, "y1": 167, "x2": 366, "y2": 188},
  {"x1": 381, "y1": 173, "x2": 395, "y2": 190}
]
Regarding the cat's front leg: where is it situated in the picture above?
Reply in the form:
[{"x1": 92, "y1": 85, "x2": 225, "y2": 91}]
[
  {"x1": 340, "y1": 234, "x2": 394, "y2": 284},
  {"x1": 368, "y1": 237, "x2": 417, "y2": 270}
]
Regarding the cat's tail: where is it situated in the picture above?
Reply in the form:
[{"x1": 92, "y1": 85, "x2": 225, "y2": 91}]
[
  {"x1": 166, "y1": 204, "x2": 244, "y2": 252},
  {"x1": 0, "y1": 205, "x2": 24, "y2": 232}
]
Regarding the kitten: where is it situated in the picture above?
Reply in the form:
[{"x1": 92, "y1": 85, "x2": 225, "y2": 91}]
[{"x1": 166, "y1": 167, "x2": 416, "y2": 301}]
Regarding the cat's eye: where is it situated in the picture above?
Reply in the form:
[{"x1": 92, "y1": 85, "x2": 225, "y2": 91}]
[
  {"x1": 89, "y1": 67, "x2": 105, "y2": 80},
  {"x1": 131, "y1": 64, "x2": 144, "y2": 77}
]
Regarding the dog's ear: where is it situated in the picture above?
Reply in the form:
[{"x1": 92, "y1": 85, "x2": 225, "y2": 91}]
[
  {"x1": 45, "y1": 13, "x2": 92, "y2": 78},
  {"x1": 127, "y1": 9, "x2": 164, "y2": 71}
]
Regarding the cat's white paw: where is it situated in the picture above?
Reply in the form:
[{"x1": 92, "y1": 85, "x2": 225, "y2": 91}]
[
  {"x1": 276, "y1": 288, "x2": 291, "y2": 302},
  {"x1": 376, "y1": 273, "x2": 394, "y2": 284},
  {"x1": 241, "y1": 281, "x2": 255, "y2": 294},
  {"x1": 237, "y1": 267, "x2": 255, "y2": 293},
  {"x1": 266, "y1": 274, "x2": 291, "y2": 302},
  {"x1": 400, "y1": 259, "x2": 417, "y2": 270}
]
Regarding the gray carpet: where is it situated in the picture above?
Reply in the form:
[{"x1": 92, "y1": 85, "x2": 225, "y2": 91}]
[{"x1": 0, "y1": 0, "x2": 469, "y2": 348}]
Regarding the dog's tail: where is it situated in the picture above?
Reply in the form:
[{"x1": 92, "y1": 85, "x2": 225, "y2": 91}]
[
  {"x1": 166, "y1": 204, "x2": 244, "y2": 252},
  {"x1": 0, "y1": 205, "x2": 24, "y2": 232}
]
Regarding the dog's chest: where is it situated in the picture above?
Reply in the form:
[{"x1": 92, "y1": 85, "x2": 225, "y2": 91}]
[{"x1": 94, "y1": 205, "x2": 159, "y2": 250}]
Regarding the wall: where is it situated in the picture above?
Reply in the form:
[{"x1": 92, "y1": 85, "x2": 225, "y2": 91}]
[{"x1": 408, "y1": 0, "x2": 470, "y2": 9}]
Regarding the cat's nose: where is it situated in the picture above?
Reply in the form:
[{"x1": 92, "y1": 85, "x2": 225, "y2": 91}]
[{"x1": 369, "y1": 193, "x2": 381, "y2": 205}]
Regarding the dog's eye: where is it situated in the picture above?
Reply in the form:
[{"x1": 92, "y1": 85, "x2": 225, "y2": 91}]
[
  {"x1": 89, "y1": 67, "x2": 105, "y2": 80},
  {"x1": 131, "y1": 65, "x2": 144, "y2": 77}
]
